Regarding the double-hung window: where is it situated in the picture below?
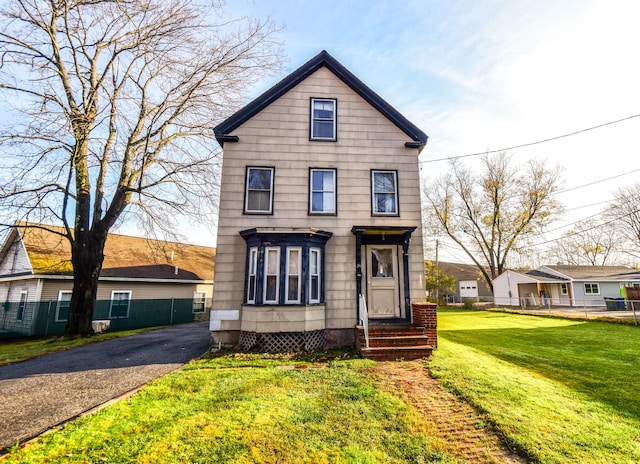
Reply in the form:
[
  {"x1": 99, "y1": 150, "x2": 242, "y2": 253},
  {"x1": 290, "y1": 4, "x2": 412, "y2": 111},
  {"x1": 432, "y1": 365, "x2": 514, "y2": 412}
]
[
  {"x1": 56, "y1": 291, "x2": 72, "y2": 321},
  {"x1": 310, "y1": 98, "x2": 336, "y2": 141},
  {"x1": 285, "y1": 248, "x2": 302, "y2": 304},
  {"x1": 309, "y1": 248, "x2": 321, "y2": 304},
  {"x1": 193, "y1": 291, "x2": 207, "y2": 313},
  {"x1": 371, "y1": 170, "x2": 399, "y2": 216},
  {"x1": 264, "y1": 247, "x2": 280, "y2": 304},
  {"x1": 309, "y1": 168, "x2": 336, "y2": 214},
  {"x1": 240, "y1": 228, "x2": 332, "y2": 306},
  {"x1": 109, "y1": 291, "x2": 131, "y2": 318},
  {"x1": 247, "y1": 248, "x2": 258, "y2": 304},
  {"x1": 245, "y1": 167, "x2": 274, "y2": 214},
  {"x1": 584, "y1": 283, "x2": 600, "y2": 295}
]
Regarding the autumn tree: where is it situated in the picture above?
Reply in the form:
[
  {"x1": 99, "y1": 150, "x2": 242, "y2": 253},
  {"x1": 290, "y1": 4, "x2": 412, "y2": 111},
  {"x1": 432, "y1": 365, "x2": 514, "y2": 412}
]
[
  {"x1": 547, "y1": 218, "x2": 620, "y2": 266},
  {"x1": 0, "y1": 0, "x2": 283, "y2": 336},
  {"x1": 423, "y1": 260, "x2": 456, "y2": 303},
  {"x1": 423, "y1": 152, "x2": 562, "y2": 292}
]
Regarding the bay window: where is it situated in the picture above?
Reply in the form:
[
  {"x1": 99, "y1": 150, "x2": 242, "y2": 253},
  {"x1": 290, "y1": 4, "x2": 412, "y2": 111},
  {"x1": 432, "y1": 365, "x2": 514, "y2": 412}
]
[{"x1": 240, "y1": 228, "x2": 332, "y2": 306}]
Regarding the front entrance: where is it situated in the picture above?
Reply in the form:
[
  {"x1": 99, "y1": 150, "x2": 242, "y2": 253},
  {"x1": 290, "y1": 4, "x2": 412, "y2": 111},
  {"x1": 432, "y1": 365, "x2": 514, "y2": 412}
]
[{"x1": 366, "y1": 245, "x2": 401, "y2": 318}]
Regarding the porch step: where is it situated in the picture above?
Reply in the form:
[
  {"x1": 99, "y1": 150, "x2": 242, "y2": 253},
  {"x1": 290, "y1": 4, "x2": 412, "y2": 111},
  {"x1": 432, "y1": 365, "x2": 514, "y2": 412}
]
[
  {"x1": 359, "y1": 345, "x2": 434, "y2": 362},
  {"x1": 355, "y1": 324, "x2": 433, "y2": 361}
]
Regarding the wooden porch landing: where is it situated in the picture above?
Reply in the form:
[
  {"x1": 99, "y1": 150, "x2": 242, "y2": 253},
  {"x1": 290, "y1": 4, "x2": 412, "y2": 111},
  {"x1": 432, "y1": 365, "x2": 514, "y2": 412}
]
[{"x1": 355, "y1": 323, "x2": 433, "y2": 361}]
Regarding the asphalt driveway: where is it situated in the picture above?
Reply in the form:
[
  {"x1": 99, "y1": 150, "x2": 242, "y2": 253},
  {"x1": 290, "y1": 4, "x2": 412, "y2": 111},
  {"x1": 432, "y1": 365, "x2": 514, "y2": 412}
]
[{"x1": 0, "y1": 321, "x2": 211, "y2": 450}]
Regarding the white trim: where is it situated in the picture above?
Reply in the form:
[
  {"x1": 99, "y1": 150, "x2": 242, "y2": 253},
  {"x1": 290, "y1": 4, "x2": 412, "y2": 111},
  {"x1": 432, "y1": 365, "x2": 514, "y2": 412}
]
[
  {"x1": 310, "y1": 98, "x2": 336, "y2": 140},
  {"x1": 109, "y1": 290, "x2": 132, "y2": 318},
  {"x1": 192, "y1": 290, "x2": 207, "y2": 313},
  {"x1": 371, "y1": 170, "x2": 398, "y2": 215},
  {"x1": 309, "y1": 248, "x2": 321, "y2": 304},
  {"x1": 245, "y1": 167, "x2": 274, "y2": 214},
  {"x1": 263, "y1": 247, "x2": 280, "y2": 304},
  {"x1": 584, "y1": 283, "x2": 600, "y2": 295},
  {"x1": 56, "y1": 290, "x2": 72, "y2": 322},
  {"x1": 247, "y1": 247, "x2": 258, "y2": 304},
  {"x1": 309, "y1": 168, "x2": 336, "y2": 214},
  {"x1": 0, "y1": 275, "x2": 213, "y2": 284},
  {"x1": 285, "y1": 247, "x2": 302, "y2": 304}
]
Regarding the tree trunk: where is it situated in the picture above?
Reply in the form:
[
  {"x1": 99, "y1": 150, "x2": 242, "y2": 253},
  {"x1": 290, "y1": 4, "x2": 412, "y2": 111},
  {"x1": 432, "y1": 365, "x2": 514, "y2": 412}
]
[{"x1": 64, "y1": 229, "x2": 108, "y2": 337}]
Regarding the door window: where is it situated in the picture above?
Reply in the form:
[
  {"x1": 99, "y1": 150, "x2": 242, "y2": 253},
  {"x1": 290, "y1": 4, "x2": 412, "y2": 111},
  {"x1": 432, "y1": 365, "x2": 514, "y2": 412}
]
[{"x1": 371, "y1": 248, "x2": 393, "y2": 278}]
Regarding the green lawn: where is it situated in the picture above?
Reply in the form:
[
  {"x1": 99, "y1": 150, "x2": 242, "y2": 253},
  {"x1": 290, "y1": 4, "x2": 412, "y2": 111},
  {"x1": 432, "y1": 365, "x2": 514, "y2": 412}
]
[
  {"x1": 5, "y1": 353, "x2": 448, "y2": 463},
  {"x1": 430, "y1": 308, "x2": 640, "y2": 463}
]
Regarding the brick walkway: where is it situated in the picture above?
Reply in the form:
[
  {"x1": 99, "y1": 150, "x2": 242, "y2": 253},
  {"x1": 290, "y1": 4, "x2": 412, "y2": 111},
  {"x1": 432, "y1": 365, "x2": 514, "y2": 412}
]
[{"x1": 371, "y1": 361, "x2": 528, "y2": 463}]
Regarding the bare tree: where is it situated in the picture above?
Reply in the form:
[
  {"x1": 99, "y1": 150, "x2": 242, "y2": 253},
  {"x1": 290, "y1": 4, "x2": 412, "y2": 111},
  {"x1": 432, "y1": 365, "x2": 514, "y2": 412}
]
[
  {"x1": 0, "y1": 0, "x2": 283, "y2": 336},
  {"x1": 605, "y1": 183, "x2": 640, "y2": 256},
  {"x1": 547, "y1": 218, "x2": 620, "y2": 266},
  {"x1": 423, "y1": 152, "x2": 563, "y2": 292}
]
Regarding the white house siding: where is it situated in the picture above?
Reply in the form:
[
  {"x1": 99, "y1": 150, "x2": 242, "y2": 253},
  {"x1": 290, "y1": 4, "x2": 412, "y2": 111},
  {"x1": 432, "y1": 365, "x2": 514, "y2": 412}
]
[
  {"x1": 212, "y1": 67, "x2": 425, "y2": 340},
  {"x1": 0, "y1": 279, "x2": 41, "y2": 334},
  {"x1": 571, "y1": 281, "x2": 623, "y2": 306},
  {"x1": 493, "y1": 271, "x2": 536, "y2": 306},
  {"x1": 0, "y1": 236, "x2": 32, "y2": 276}
]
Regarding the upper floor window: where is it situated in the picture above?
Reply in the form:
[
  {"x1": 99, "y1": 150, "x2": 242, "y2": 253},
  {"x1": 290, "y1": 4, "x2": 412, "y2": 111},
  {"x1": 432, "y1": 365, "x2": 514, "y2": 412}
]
[
  {"x1": 245, "y1": 167, "x2": 274, "y2": 214},
  {"x1": 584, "y1": 283, "x2": 600, "y2": 295},
  {"x1": 56, "y1": 290, "x2": 72, "y2": 321},
  {"x1": 309, "y1": 168, "x2": 337, "y2": 215},
  {"x1": 310, "y1": 98, "x2": 336, "y2": 141},
  {"x1": 371, "y1": 170, "x2": 399, "y2": 216}
]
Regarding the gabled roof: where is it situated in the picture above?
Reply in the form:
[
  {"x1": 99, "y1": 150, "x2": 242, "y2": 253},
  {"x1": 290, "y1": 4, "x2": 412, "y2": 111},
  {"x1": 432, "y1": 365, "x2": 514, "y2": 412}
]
[
  {"x1": 214, "y1": 50, "x2": 428, "y2": 148},
  {"x1": 542, "y1": 265, "x2": 640, "y2": 281},
  {"x1": 436, "y1": 261, "x2": 488, "y2": 282},
  {"x1": 1, "y1": 223, "x2": 215, "y2": 281}
]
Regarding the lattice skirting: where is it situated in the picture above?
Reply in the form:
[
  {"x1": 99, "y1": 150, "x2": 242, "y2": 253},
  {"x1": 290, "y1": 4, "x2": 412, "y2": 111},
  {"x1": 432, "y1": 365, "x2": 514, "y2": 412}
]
[{"x1": 239, "y1": 330, "x2": 325, "y2": 352}]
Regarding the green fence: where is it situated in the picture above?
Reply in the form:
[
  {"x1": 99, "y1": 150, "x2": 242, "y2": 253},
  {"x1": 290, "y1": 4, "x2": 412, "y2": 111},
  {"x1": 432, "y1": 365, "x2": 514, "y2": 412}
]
[{"x1": 1, "y1": 298, "x2": 209, "y2": 337}]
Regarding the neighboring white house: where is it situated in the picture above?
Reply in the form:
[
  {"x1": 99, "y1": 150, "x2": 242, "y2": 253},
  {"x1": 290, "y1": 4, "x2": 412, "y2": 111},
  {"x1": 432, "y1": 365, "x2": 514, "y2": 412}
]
[
  {"x1": 493, "y1": 265, "x2": 640, "y2": 308},
  {"x1": 210, "y1": 50, "x2": 429, "y2": 352}
]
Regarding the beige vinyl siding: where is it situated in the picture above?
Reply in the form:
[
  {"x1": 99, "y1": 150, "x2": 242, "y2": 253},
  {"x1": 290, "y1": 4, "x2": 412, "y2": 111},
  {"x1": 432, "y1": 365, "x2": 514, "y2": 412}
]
[
  {"x1": 213, "y1": 66, "x2": 425, "y2": 330},
  {"x1": 38, "y1": 279, "x2": 213, "y2": 302}
]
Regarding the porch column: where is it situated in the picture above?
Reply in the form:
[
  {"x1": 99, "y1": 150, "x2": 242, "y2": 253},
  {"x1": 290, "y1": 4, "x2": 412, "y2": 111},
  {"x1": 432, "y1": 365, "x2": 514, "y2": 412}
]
[
  {"x1": 402, "y1": 233, "x2": 411, "y2": 320},
  {"x1": 354, "y1": 231, "x2": 363, "y2": 320}
]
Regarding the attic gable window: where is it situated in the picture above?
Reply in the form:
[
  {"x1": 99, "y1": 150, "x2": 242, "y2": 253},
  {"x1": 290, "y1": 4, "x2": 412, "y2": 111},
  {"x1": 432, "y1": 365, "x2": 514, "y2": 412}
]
[
  {"x1": 244, "y1": 167, "x2": 274, "y2": 214},
  {"x1": 310, "y1": 98, "x2": 336, "y2": 141}
]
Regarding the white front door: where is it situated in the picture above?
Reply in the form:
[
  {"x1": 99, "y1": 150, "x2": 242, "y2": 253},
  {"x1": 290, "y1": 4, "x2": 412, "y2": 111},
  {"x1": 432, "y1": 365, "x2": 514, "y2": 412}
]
[{"x1": 366, "y1": 245, "x2": 400, "y2": 318}]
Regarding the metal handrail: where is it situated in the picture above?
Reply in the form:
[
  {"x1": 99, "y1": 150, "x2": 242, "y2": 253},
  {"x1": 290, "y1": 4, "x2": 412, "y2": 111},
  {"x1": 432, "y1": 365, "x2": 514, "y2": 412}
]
[{"x1": 359, "y1": 293, "x2": 370, "y2": 349}]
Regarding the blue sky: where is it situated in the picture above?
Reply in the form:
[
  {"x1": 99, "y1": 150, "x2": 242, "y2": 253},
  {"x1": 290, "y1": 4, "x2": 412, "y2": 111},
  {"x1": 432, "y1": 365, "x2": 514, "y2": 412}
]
[{"x1": 201, "y1": 0, "x2": 640, "y2": 263}]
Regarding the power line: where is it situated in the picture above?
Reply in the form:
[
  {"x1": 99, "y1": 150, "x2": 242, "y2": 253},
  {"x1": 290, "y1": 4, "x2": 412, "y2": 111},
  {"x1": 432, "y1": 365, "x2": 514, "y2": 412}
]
[
  {"x1": 523, "y1": 207, "x2": 640, "y2": 249},
  {"x1": 555, "y1": 168, "x2": 640, "y2": 195},
  {"x1": 420, "y1": 113, "x2": 640, "y2": 164}
]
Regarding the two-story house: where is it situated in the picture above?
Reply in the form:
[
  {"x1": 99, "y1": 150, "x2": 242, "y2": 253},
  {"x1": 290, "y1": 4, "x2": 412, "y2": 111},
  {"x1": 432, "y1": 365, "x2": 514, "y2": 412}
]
[{"x1": 210, "y1": 50, "x2": 432, "y2": 355}]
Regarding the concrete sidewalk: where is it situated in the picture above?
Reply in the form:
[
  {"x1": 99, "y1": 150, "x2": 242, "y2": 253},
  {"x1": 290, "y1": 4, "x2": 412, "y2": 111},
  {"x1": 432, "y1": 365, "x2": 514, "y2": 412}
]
[{"x1": 0, "y1": 321, "x2": 211, "y2": 450}]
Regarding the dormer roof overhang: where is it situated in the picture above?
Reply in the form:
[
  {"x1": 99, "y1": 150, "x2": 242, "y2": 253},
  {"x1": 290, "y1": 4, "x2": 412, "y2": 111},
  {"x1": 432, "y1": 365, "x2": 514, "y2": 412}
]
[{"x1": 214, "y1": 50, "x2": 428, "y2": 149}]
